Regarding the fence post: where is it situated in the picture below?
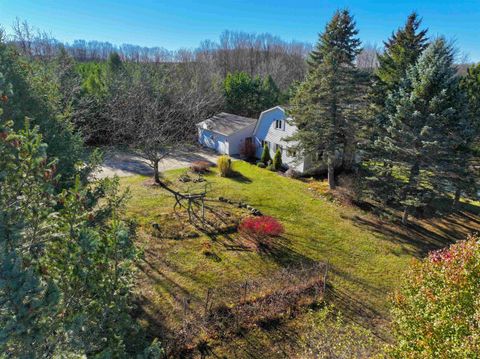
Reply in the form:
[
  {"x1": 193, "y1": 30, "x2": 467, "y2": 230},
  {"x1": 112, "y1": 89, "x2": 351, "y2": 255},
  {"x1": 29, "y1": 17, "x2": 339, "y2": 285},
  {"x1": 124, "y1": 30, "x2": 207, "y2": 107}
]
[
  {"x1": 323, "y1": 261, "x2": 329, "y2": 296},
  {"x1": 243, "y1": 280, "x2": 248, "y2": 302},
  {"x1": 204, "y1": 288, "x2": 211, "y2": 317}
]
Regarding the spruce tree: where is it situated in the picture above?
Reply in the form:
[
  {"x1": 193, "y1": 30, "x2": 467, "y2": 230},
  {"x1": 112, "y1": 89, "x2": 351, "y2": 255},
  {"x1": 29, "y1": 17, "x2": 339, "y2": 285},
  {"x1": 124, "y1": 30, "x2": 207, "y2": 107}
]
[
  {"x1": 375, "y1": 12, "x2": 428, "y2": 92},
  {"x1": 362, "y1": 13, "x2": 429, "y2": 207},
  {"x1": 290, "y1": 9, "x2": 363, "y2": 189},
  {"x1": 365, "y1": 12, "x2": 428, "y2": 143},
  {"x1": 368, "y1": 39, "x2": 471, "y2": 223},
  {"x1": 307, "y1": 10, "x2": 361, "y2": 71}
]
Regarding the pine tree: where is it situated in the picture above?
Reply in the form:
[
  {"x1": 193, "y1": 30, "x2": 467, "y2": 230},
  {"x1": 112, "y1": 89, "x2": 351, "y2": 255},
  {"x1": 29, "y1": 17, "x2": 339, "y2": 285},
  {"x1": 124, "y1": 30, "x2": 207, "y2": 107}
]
[
  {"x1": 0, "y1": 76, "x2": 159, "y2": 355},
  {"x1": 261, "y1": 75, "x2": 280, "y2": 108},
  {"x1": 368, "y1": 39, "x2": 471, "y2": 223},
  {"x1": 461, "y1": 63, "x2": 480, "y2": 135},
  {"x1": 0, "y1": 40, "x2": 84, "y2": 185},
  {"x1": 260, "y1": 143, "x2": 271, "y2": 164},
  {"x1": 450, "y1": 63, "x2": 480, "y2": 207},
  {"x1": 290, "y1": 9, "x2": 363, "y2": 189},
  {"x1": 224, "y1": 71, "x2": 262, "y2": 117},
  {"x1": 0, "y1": 114, "x2": 61, "y2": 356}
]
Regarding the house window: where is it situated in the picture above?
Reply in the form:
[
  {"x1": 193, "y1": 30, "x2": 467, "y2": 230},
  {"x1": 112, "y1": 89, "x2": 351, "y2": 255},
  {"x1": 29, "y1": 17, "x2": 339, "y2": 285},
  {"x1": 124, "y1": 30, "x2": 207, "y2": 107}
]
[
  {"x1": 274, "y1": 144, "x2": 283, "y2": 153},
  {"x1": 287, "y1": 148, "x2": 297, "y2": 157},
  {"x1": 274, "y1": 119, "x2": 283, "y2": 130}
]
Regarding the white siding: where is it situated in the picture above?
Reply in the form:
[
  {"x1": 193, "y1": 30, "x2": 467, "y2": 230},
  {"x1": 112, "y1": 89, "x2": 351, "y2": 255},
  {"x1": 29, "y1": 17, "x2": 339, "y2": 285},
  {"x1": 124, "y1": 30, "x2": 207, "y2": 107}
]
[
  {"x1": 198, "y1": 123, "x2": 255, "y2": 156},
  {"x1": 253, "y1": 107, "x2": 306, "y2": 172},
  {"x1": 225, "y1": 123, "x2": 256, "y2": 155},
  {"x1": 198, "y1": 128, "x2": 228, "y2": 154}
]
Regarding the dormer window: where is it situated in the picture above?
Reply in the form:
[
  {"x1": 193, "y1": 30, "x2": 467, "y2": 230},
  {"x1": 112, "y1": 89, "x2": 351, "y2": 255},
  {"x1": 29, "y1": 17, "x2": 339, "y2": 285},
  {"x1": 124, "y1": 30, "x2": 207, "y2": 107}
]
[{"x1": 275, "y1": 119, "x2": 284, "y2": 130}]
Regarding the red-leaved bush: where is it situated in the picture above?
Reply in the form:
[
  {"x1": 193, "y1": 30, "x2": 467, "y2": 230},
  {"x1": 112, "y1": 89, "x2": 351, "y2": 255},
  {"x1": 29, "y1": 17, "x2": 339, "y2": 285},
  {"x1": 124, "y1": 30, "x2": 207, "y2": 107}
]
[{"x1": 239, "y1": 216, "x2": 284, "y2": 237}]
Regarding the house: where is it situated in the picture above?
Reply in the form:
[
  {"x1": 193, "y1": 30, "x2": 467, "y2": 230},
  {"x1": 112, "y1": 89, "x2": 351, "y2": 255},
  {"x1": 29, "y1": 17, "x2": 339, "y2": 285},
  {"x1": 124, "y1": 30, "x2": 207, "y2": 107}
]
[
  {"x1": 197, "y1": 106, "x2": 310, "y2": 173},
  {"x1": 197, "y1": 112, "x2": 257, "y2": 156}
]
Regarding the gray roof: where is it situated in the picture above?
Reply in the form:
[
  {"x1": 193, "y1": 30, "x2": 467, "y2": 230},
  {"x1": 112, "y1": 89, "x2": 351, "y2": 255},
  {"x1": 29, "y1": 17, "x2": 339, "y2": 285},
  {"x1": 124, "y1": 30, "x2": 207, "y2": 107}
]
[{"x1": 197, "y1": 112, "x2": 257, "y2": 136}]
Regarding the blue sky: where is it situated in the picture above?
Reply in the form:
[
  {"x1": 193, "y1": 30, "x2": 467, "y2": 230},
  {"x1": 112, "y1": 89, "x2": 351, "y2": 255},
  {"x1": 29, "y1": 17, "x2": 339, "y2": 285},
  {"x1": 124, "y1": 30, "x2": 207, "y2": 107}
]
[{"x1": 0, "y1": 0, "x2": 479, "y2": 61}]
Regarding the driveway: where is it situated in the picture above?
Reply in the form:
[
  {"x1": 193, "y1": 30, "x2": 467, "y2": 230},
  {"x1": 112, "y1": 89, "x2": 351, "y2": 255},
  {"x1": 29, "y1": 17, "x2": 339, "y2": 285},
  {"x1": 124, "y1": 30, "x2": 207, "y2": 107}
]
[{"x1": 94, "y1": 146, "x2": 220, "y2": 179}]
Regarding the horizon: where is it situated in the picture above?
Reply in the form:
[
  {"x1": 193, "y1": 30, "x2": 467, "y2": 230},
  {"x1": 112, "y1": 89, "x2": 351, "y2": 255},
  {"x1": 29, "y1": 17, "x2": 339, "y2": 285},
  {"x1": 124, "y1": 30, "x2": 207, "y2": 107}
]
[{"x1": 0, "y1": 0, "x2": 479, "y2": 62}]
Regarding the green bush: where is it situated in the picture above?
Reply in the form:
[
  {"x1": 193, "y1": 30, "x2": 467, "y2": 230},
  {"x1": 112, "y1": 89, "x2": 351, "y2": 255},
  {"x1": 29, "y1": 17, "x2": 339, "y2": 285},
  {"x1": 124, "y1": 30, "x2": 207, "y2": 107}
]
[
  {"x1": 273, "y1": 148, "x2": 282, "y2": 170},
  {"x1": 217, "y1": 155, "x2": 232, "y2": 177},
  {"x1": 256, "y1": 162, "x2": 266, "y2": 168},
  {"x1": 266, "y1": 164, "x2": 275, "y2": 171},
  {"x1": 260, "y1": 143, "x2": 271, "y2": 164}
]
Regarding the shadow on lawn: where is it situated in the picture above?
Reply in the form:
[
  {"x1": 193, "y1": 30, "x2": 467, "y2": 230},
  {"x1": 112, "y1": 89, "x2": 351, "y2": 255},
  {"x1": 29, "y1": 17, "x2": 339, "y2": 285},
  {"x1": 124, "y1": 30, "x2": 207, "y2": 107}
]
[
  {"x1": 228, "y1": 170, "x2": 252, "y2": 184},
  {"x1": 257, "y1": 236, "x2": 316, "y2": 267},
  {"x1": 349, "y1": 205, "x2": 480, "y2": 258}
]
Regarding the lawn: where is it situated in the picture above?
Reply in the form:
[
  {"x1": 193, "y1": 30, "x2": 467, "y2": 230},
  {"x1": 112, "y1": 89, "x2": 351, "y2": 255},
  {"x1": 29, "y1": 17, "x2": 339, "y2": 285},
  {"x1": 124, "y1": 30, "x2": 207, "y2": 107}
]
[{"x1": 120, "y1": 161, "x2": 480, "y2": 357}]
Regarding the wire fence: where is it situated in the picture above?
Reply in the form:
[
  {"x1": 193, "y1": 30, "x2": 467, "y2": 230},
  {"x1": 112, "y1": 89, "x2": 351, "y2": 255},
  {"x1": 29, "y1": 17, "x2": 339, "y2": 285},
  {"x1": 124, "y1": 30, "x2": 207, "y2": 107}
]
[{"x1": 163, "y1": 260, "x2": 328, "y2": 357}]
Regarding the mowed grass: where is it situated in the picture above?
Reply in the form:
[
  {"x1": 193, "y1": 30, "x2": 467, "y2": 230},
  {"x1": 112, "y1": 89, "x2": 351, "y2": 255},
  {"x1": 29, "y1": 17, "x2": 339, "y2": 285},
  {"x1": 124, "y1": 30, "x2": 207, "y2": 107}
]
[{"x1": 120, "y1": 160, "x2": 480, "y2": 356}]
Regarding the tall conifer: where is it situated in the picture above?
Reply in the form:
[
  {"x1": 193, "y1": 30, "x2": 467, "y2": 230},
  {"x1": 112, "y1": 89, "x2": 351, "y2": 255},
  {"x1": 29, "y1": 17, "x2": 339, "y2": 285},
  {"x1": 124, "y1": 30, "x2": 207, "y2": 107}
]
[
  {"x1": 368, "y1": 39, "x2": 471, "y2": 223},
  {"x1": 290, "y1": 9, "x2": 363, "y2": 188}
]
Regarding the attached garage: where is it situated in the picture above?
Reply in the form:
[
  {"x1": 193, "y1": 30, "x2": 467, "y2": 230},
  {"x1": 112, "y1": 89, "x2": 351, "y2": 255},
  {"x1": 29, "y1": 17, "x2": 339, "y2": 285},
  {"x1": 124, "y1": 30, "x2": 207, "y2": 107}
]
[{"x1": 197, "y1": 113, "x2": 257, "y2": 156}]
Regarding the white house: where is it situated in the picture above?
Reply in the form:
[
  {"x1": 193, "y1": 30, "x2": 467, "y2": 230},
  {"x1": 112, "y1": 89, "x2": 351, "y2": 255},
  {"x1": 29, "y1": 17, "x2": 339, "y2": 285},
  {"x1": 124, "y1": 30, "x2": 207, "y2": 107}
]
[{"x1": 197, "y1": 106, "x2": 311, "y2": 173}]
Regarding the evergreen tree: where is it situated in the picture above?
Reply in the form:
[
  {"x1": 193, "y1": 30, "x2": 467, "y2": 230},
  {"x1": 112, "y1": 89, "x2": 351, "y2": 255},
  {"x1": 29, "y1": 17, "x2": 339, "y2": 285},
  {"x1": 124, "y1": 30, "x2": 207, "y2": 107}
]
[
  {"x1": 307, "y1": 10, "x2": 361, "y2": 71},
  {"x1": 261, "y1": 75, "x2": 280, "y2": 109},
  {"x1": 0, "y1": 116, "x2": 61, "y2": 357},
  {"x1": 107, "y1": 51, "x2": 123, "y2": 74},
  {"x1": 461, "y1": 63, "x2": 480, "y2": 137},
  {"x1": 450, "y1": 63, "x2": 480, "y2": 207},
  {"x1": 0, "y1": 79, "x2": 160, "y2": 356},
  {"x1": 273, "y1": 148, "x2": 283, "y2": 170},
  {"x1": 365, "y1": 13, "x2": 428, "y2": 146},
  {"x1": 0, "y1": 40, "x2": 84, "y2": 185},
  {"x1": 290, "y1": 9, "x2": 363, "y2": 189},
  {"x1": 367, "y1": 39, "x2": 471, "y2": 223},
  {"x1": 361, "y1": 13, "x2": 429, "y2": 207},
  {"x1": 224, "y1": 72, "x2": 281, "y2": 117},
  {"x1": 224, "y1": 71, "x2": 262, "y2": 117},
  {"x1": 375, "y1": 12, "x2": 428, "y2": 92},
  {"x1": 260, "y1": 143, "x2": 271, "y2": 164}
]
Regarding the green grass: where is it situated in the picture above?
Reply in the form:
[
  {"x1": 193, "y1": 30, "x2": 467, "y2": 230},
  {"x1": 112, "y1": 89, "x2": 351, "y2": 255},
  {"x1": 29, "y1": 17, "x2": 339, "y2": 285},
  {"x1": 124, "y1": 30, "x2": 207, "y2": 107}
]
[{"x1": 120, "y1": 161, "x2": 480, "y2": 357}]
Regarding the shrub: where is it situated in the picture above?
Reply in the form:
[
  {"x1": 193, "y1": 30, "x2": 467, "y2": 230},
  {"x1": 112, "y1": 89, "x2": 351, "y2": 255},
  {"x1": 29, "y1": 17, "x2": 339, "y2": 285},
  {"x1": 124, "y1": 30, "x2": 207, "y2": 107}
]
[
  {"x1": 266, "y1": 164, "x2": 275, "y2": 171},
  {"x1": 260, "y1": 143, "x2": 271, "y2": 164},
  {"x1": 217, "y1": 155, "x2": 232, "y2": 177},
  {"x1": 273, "y1": 148, "x2": 282, "y2": 170},
  {"x1": 285, "y1": 168, "x2": 300, "y2": 178},
  {"x1": 390, "y1": 234, "x2": 480, "y2": 357},
  {"x1": 190, "y1": 161, "x2": 212, "y2": 173},
  {"x1": 256, "y1": 162, "x2": 266, "y2": 168},
  {"x1": 239, "y1": 216, "x2": 284, "y2": 238}
]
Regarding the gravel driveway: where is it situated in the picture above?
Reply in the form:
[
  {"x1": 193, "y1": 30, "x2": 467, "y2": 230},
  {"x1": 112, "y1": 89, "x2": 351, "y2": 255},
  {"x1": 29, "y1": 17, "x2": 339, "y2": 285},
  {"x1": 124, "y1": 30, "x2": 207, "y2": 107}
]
[{"x1": 94, "y1": 147, "x2": 220, "y2": 179}]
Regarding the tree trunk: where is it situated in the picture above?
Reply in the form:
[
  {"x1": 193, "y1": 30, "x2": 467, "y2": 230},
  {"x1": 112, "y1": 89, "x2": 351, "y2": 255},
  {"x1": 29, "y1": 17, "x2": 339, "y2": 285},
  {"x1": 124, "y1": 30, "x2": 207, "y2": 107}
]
[
  {"x1": 342, "y1": 135, "x2": 356, "y2": 172},
  {"x1": 402, "y1": 206, "x2": 409, "y2": 225},
  {"x1": 153, "y1": 160, "x2": 161, "y2": 184},
  {"x1": 452, "y1": 188, "x2": 461, "y2": 210},
  {"x1": 327, "y1": 158, "x2": 335, "y2": 190}
]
